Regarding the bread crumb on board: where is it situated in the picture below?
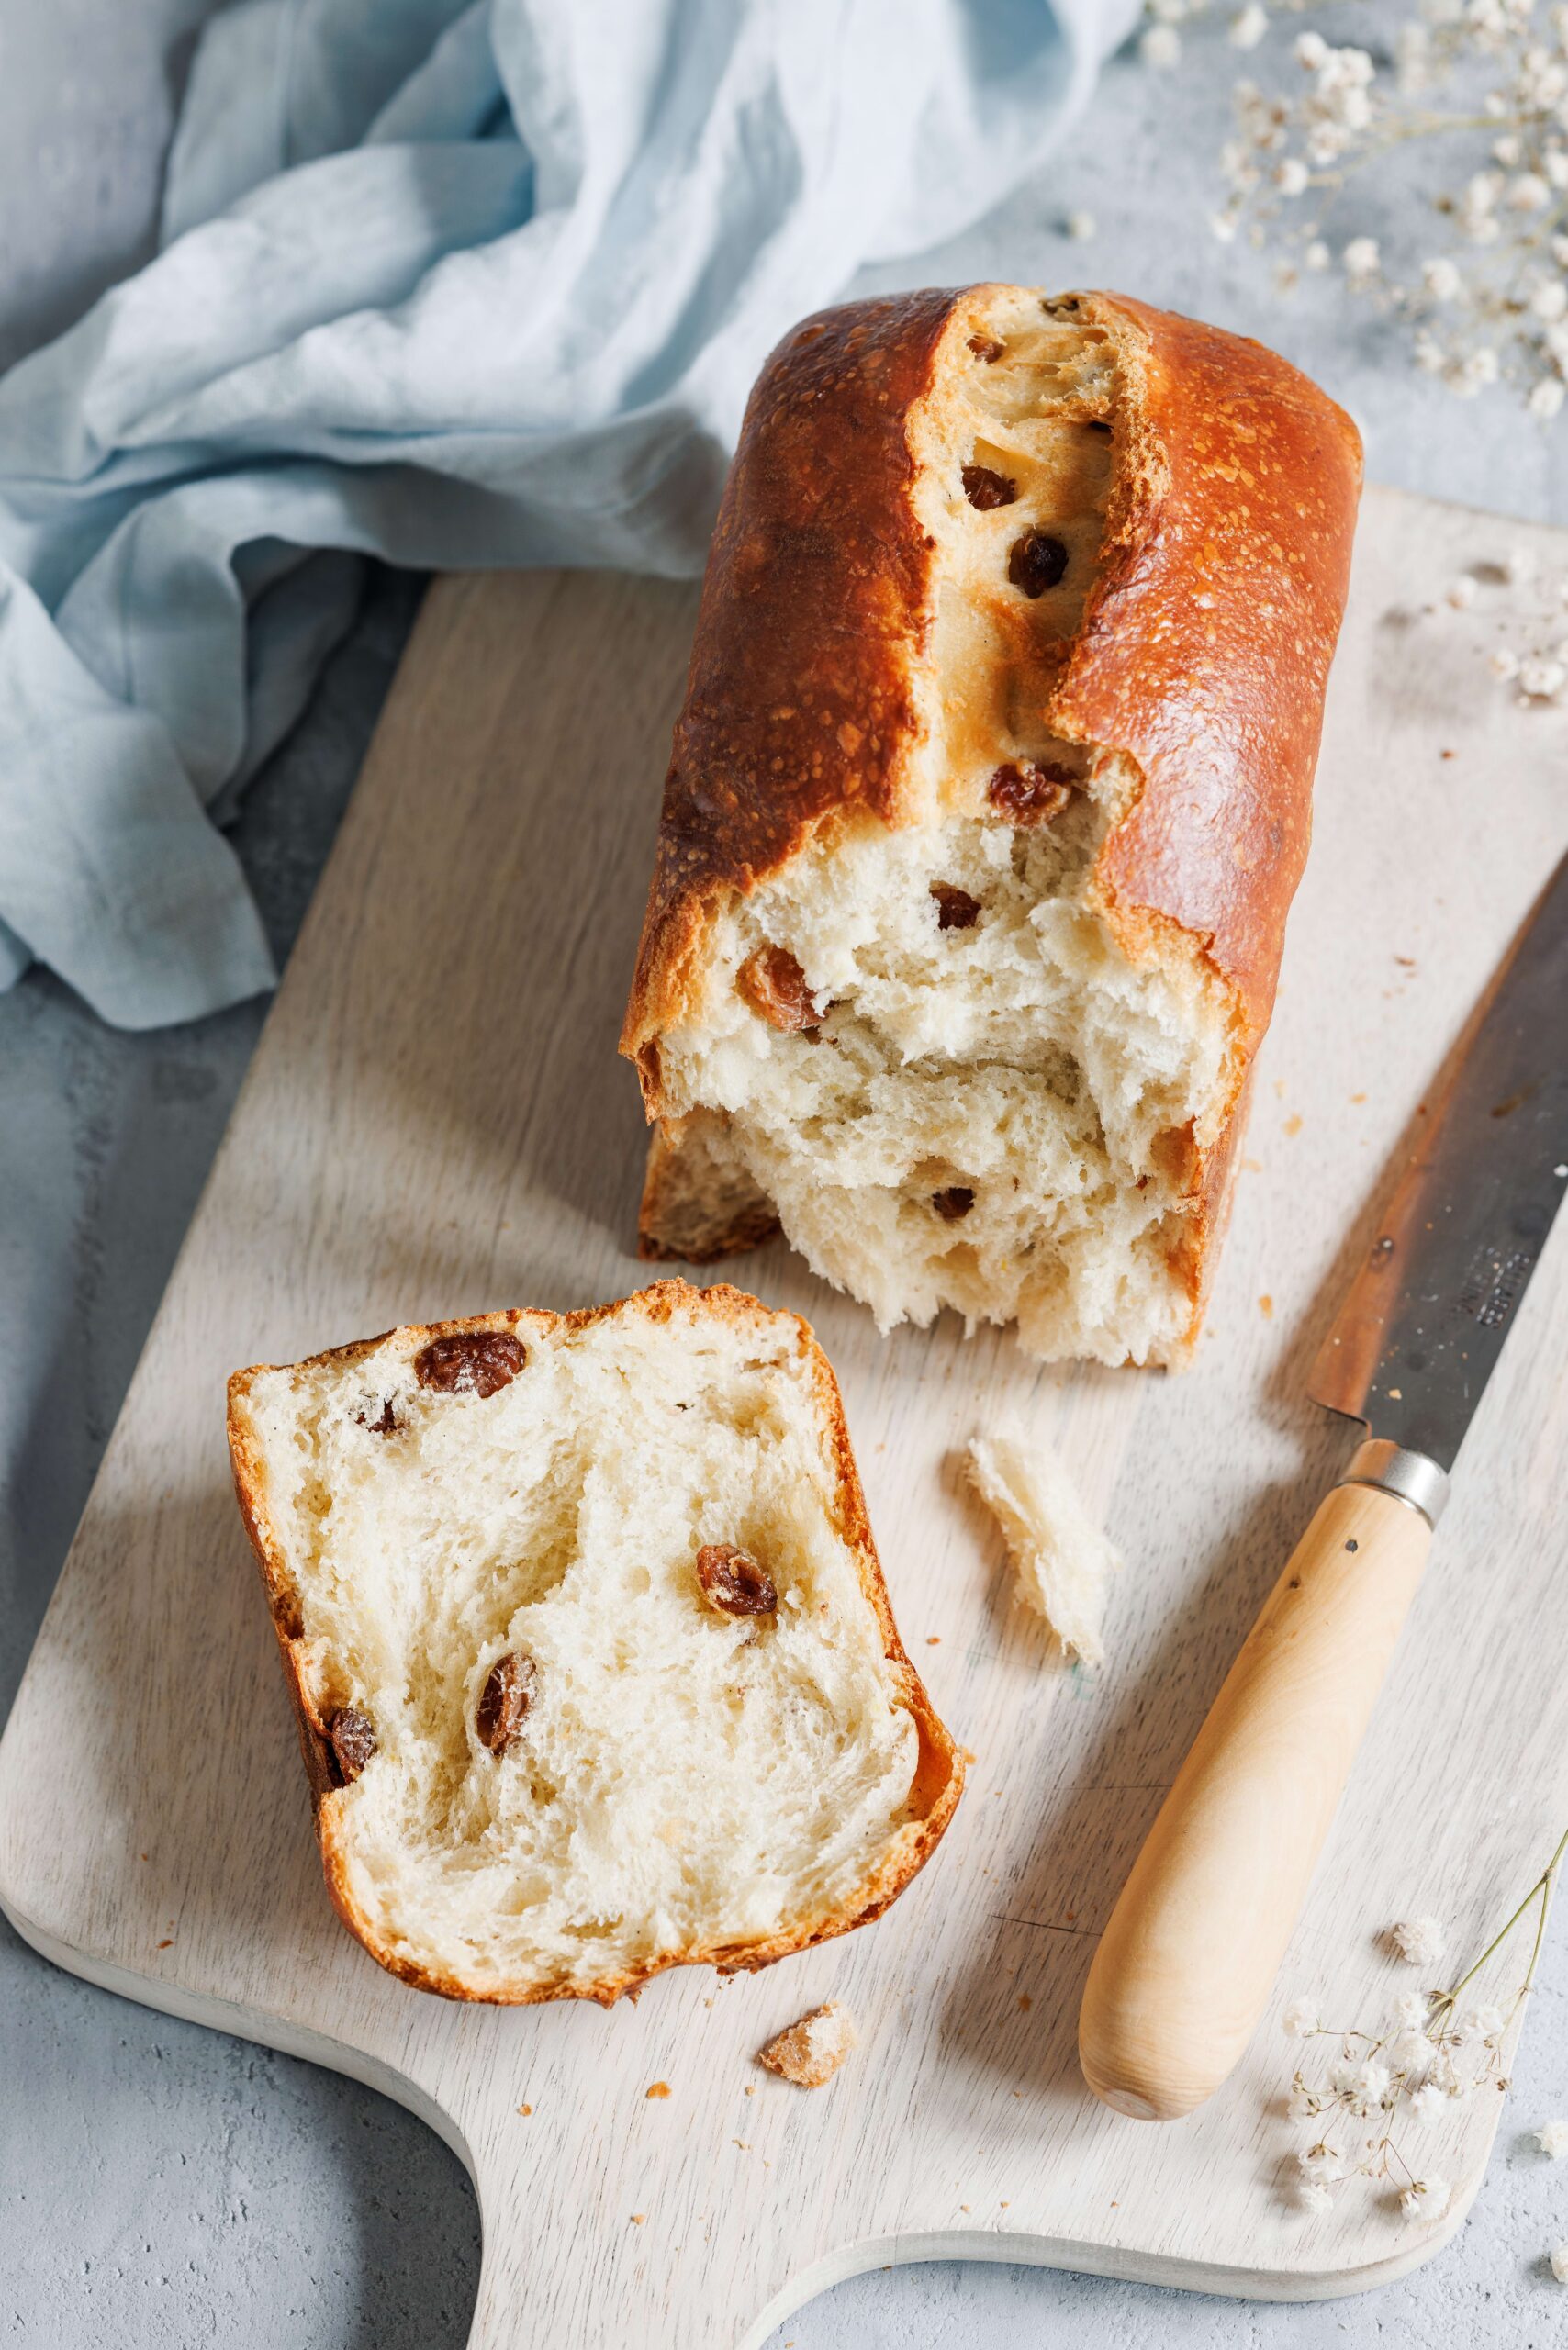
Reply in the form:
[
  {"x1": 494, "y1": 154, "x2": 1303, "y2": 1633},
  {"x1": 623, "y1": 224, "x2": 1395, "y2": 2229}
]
[
  {"x1": 967, "y1": 1433, "x2": 1121, "y2": 1668},
  {"x1": 758, "y1": 2001, "x2": 858, "y2": 2088}
]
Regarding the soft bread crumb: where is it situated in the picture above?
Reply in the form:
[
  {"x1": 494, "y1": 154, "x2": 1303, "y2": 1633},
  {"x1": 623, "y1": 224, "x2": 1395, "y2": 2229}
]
[
  {"x1": 967, "y1": 1433, "x2": 1121, "y2": 1667},
  {"x1": 759, "y1": 2001, "x2": 858, "y2": 2087}
]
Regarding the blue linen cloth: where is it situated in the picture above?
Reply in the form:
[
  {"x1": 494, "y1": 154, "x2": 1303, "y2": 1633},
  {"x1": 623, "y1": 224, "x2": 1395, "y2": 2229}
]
[{"x1": 0, "y1": 0, "x2": 1134, "y2": 1028}]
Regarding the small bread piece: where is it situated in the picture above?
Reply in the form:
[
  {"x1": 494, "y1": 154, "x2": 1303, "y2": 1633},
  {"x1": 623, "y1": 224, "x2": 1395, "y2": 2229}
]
[
  {"x1": 758, "y1": 2000, "x2": 858, "y2": 2087},
  {"x1": 967, "y1": 1432, "x2": 1121, "y2": 1667},
  {"x1": 622, "y1": 285, "x2": 1361, "y2": 1365},
  {"x1": 227, "y1": 1281, "x2": 961, "y2": 2004}
]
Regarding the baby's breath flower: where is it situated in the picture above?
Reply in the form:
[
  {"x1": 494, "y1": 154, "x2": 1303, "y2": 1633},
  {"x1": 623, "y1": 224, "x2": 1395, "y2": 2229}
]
[
  {"x1": 1280, "y1": 1833, "x2": 1568, "y2": 2216},
  {"x1": 1275, "y1": 157, "x2": 1310, "y2": 196},
  {"x1": 1396, "y1": 22, "x2": 1431, "y2": 93},
  {"x1": 1140, "y1": 23, "x2": 1182, "y2": 69},
  {"x1": 1508, "y1": 171, "x2": 1552, "y2": 210},
  {"x1": 1551, "y1": 2241, "x2": 1568, "y2": 2284},
  {"x1": 1446, "y1": 574, "x2": 1478, "y2": 609},
  {"x1": 1294, "y1": 30, "x2": 1330, "y2": 71},
  {"x1": 1391, "y1": 1918, "x2": 1446, "y2": 1967},
  {"x1": 1530, "y1": 280, "x2": 1568, "y2": 321},
  {"x1": 1422, "y1": 256, "x2": 1463, "y2": 301},
  {"x1": 1343, "y1": 236, "x2": 1381, "y2": 283},
  {"x1": 1297, "y1": 2179, "x2": 1334, "y2": 2213},
  {"x1": 1305, "y1": 239, "x2": 1331, "y2": 271},
  {"x1": 1518, "y1": 654, "x2": 1567, "y2": 697},
  {"x1": 1459, "y1": 346, "x2": 1501, "y2": 395},
  {"x1": 1066, "y1": 209, "x2": 1096, "y2": 241},
  {"x1": 1230, "y1": 3, "x2": 1268, "y2": 50},
  {"x1": 1529, "y1": 378, "x2": 1566, "y2": 418},
  {"x1": 1399, "y1": 2174, "x2": 1452, "y2": 2221},
  {"x1": 1491, "y1": 648, "x2": 1523, "y2": 679},
  {"x1": 1282, "y1": 1998, "x2": 1319, "y2": 2039},
  {"x1": 1332, "y1": 2055, "x2": 1394, "y2": 2112}
]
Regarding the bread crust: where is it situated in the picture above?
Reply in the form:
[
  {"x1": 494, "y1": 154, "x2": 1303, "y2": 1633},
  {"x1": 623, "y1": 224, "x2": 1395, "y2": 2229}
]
[
  {"x1": 227, "y1": 1280, "x2": 963, "y2": 2005},
  {"x1": 620, "y1": 287, "x2": 1362, "y2": 1338}
]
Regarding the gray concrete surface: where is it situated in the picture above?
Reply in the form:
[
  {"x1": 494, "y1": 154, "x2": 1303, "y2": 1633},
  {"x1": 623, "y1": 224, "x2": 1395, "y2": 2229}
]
[{"x1": 3, "y1": 5, "x2": 1566, "y2": 2344}]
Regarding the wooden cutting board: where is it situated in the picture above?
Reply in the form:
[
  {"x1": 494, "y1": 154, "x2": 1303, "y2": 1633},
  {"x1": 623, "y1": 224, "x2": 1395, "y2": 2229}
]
[{"x1": 3, "y1": 486, "x2": 1566, "y2": 2343}]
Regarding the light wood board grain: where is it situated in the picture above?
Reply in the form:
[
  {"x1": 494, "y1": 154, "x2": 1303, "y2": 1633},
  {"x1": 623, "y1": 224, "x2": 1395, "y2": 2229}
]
[{"x1": 2, "y1": 486, "x2": 1566, "y2": 2343}]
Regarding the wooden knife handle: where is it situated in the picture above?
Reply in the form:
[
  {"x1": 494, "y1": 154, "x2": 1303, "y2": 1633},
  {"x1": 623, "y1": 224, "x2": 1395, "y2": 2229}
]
[{"x1": 1079, "y1": 1475, "x2": 1435, "y2": 2122}]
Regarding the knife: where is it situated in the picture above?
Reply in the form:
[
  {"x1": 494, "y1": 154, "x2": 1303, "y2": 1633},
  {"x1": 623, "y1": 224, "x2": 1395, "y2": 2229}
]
[{"x1": 1079, "y1": 848, "x2": 1568, "y2": 2122}]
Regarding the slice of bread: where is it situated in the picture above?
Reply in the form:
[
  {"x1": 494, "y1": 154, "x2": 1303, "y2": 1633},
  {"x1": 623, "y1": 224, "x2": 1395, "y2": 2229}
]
[{"x1": 227, "y1": 1279, "x2": 962, "y2": 2004}]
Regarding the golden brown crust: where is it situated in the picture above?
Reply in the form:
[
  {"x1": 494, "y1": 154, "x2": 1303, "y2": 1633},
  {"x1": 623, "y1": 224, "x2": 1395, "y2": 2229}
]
[
  {"x1": 619, "y1": 287, "x2": 1361, "y2": 1336},
  {"x1": 1057, "y1": 293, "x2": 1361, "y2": 1046},
  {"x1": 622, "y1": 289, "x2": 961, "y2": 1055},
  {"x1": 226, "y1": 1281, "x2": 963, "y2": 2005}
]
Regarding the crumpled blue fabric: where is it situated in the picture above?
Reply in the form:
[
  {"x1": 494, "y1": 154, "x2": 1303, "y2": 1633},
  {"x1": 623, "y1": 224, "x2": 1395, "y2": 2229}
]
[{"x1": 0, "y1": 0, "x2": 1134, "y2": 1028}]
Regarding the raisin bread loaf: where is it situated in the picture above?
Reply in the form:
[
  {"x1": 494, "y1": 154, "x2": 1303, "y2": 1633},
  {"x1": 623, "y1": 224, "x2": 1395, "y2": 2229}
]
[
  {"x1": 622, "y1": 286, "x2": 1361, "y2": 1365},
  {"x1": 227, "y1": 1280, "x2": 961, "y2": 2003}
]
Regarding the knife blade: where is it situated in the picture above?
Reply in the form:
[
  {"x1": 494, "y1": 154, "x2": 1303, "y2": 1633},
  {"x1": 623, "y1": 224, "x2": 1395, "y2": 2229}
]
[
  {"x1": 1080, "y1": 850, "x2": 1568, "y2": 2122},
  {"x1": 1308, "y1": 845, "x2": 1568, "y2": 1471}
]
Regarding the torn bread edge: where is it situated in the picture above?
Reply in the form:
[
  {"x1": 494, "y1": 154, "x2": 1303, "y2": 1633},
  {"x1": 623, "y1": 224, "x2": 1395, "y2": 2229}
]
[{"x1": 967, "y1": 1433, "x2": 1122, "y2": 1668}]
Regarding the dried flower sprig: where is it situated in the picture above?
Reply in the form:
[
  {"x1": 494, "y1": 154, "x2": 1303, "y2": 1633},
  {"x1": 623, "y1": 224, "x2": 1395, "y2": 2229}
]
[
  {"x1": 1417, "y1": 541, "x2": 1568, "y2": 703},
  {"x1": 1143, "y1": 0, "x2": 1568, "y2": 413},
  {"x1": 1280, "y1": 1821, "x2": 1568, "y2": 2222}
]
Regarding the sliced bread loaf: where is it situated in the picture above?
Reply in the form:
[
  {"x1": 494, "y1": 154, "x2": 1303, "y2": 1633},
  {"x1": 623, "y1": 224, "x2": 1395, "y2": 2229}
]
[
  {"x1": 622, "y1": 285, "x2": 1361, "y2": 1364},
  {"x1": 227, "y1": 1280, "x2": 961, "y2": 2003}
]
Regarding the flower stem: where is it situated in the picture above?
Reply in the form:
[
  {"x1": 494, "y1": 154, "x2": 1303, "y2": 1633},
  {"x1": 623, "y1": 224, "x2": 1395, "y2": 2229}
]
[{"x1": 1442, "y1": 1822, "x2": 1568, "y2": 2009}]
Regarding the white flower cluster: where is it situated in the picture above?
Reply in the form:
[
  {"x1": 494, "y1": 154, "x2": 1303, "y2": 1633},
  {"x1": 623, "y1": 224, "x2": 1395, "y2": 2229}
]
[
  {"x1": 1282, "y1": 1932, "x2": 1514, "y2": 2226},
  {"x1": 1429, "y1": 543, "x2": 1568, "y2": 703},
  {"x1": 1278, "y1": 1821, "x2": 1568, "y2": 2258},
  {"x1": 1389, "y1": 1915, "x2": 1446, "y2": 1967},
  {"x1": 1147, "y1": 0, "x2": 1568, "y2": 414}
]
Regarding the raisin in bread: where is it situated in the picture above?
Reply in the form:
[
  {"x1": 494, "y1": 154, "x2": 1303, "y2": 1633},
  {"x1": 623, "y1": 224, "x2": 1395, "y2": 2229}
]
[
  {"x1": 622, "y1": 286, "x2": 1361, "y2": 1365},
  {"x1": 227, "y1": 1280, "x2": 961, "y2": 2003}
]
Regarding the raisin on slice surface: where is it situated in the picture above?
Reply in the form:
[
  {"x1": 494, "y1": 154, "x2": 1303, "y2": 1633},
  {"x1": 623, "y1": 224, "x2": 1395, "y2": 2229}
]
[
  {"x1": 697, "y1": 1544, "x2": 778, "y2": 1618},
  {"x1": 1007, "y1": 531, "x2": 1070, "y2": 597},
  {"x1": 477, "y1": 1652, "x2": 536, "y2": 1755},
  {"x1": 737, "y1": 947, "x2": 821, "y2": 1034},
  {"x1": 986, "y1": 762, "x2": 1075, "y2": 825},
  {"x1": 330, "y1": 1707, "x2": 377, "y2": 1784},
  {"x1": 414, "y1": 1331, "x2": 526, "y2": 1397},
  {"x1": 931, "y1": 884, "x2": 980, "y2": 931},
  {"x1": 961, "y1": 464, "x2": 1017, "y2": 511}
]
